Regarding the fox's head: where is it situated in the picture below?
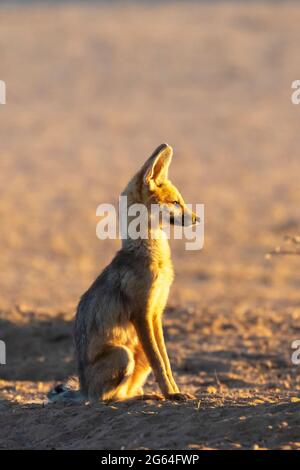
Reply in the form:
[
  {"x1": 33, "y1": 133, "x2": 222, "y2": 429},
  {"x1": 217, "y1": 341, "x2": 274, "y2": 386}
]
[{"x1": 123, "y1": 143, "x2": 200, "y2": 228}]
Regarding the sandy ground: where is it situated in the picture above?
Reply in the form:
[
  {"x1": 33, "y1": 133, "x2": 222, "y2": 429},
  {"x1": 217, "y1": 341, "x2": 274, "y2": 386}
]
[{"x1": 1, "y1": 1, "x2": 300, "y2": 450}]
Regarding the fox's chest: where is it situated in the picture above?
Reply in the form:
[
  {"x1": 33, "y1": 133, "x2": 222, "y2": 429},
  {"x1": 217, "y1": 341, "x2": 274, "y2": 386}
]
[
  {"x1": 147, "y1": 252, "x2": 174, "y2": 286},
  {"x1": 146, "y1": 261, "x2": 174, "y2": 311},
  {"x1": 155, "y1": 263, "x2": 174, "y2": 286}
]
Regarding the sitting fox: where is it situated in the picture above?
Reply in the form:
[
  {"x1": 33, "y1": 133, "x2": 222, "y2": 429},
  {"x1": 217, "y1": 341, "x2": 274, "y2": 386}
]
[{"x1": 49, "y1": 144, "x2": 199, "y2": 403}]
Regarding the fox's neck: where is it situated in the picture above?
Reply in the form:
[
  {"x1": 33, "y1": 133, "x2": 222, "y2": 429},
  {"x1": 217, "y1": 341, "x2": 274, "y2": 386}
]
[{"x1": 121, "y1": 228, "x2": 172, "y2": 264}]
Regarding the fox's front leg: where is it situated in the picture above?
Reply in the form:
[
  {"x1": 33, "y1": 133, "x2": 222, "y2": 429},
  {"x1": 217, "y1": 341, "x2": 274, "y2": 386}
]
[
  {"x1": 153, "y1": 315, "x2": 195, "y2": 400},
  {"x1": 153, "y1": 315, "x2": 179, "y2": 393},
  {"x1": 132, "y1": 316, "x2": 175, "y2": 398},
  {"x1": 133, "y1": 316, "x2": 193, "y2": 401}
]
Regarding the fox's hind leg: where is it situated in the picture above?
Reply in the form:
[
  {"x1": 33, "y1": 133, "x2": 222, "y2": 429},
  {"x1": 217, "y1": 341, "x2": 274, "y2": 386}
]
[
  {"x1": 125, "y1": 344, "x2": 155, "y2": 398},
  {"x1": 85, "y1": 345, "x2": 135, "y2": 402}
]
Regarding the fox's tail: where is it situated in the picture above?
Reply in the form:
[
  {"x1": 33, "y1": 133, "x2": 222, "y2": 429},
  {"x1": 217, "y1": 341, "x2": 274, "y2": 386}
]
[{"x1": 47, "y1": 377, "x2": 84, "y2": 403}]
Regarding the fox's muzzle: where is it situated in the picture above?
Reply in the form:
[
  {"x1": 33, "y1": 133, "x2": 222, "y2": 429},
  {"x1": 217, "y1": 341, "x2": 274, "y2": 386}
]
[{"x1": 169, "y1": 212, "x2": 200, "y2": 227}]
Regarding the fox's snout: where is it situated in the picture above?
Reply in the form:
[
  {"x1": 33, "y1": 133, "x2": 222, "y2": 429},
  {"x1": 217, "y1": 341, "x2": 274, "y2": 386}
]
[{"x1": 170, "y1": 209, "x2": 200, "y2": 227}]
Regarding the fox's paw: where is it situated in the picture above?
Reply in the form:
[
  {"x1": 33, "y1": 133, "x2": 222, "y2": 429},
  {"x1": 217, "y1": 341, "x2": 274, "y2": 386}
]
[
  {"x1": 166, "y1": 392, "x2": 195, "y2": 402},
  {"x1": 141, "y1": 393, "x2": 164, "y2": 401},
  {"x1": 131, "y1": 393, "x2": 164, "y2": 401},
  {"x1": 124, "y1": 393, "x2": 164, "y2": 403}
]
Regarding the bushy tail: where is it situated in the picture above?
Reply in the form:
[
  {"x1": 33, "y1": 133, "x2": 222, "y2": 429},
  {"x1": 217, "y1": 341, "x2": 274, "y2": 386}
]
[{"x1": 47, "y1": 377, "x2": 84, "y2": 403}]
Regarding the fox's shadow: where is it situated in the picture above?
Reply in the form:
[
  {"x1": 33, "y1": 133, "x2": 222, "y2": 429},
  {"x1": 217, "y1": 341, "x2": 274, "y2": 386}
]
[
  {"x1": 0, "y1": 306, "x2": 276, "y2": 390},
  {"x1": 1, "y1": 310, "x2": 258, "y2": 389},
  {"x1": 0, "y1": 315, "x2": 75, "y2": 382}
]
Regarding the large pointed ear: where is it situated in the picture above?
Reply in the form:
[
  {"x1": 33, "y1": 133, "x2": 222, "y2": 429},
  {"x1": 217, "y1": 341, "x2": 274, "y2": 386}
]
[{"x1": 143, "y1": 143, "x2": 173, "y2": 186}]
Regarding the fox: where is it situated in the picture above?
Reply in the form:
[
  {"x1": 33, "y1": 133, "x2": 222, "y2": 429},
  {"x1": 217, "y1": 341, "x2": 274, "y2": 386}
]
[{"x1": 48, "y1": 143, "x2": 199, "y2": 403}]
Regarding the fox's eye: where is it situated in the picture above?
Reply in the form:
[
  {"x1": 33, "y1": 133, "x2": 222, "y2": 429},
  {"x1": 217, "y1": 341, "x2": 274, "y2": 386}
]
[{"x1": 173, "y1": 201, "x2": 180, "y2": 207}]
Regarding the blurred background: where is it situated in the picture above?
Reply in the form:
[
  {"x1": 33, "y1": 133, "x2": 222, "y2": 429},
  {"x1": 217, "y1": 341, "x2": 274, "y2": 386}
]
[{"x1": 1, "y1": 0, "x2": 299, "y2": 313}]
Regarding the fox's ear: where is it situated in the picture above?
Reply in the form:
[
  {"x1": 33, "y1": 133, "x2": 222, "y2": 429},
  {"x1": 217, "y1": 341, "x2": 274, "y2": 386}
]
[{"x1": 143, "y1": 143, "x2": 173, "y2": 186}]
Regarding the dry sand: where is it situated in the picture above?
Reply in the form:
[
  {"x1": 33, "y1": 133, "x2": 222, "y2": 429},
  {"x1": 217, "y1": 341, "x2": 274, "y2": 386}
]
[{"x1": 0, "y1": 1, "x2": 300, "y2": 449}]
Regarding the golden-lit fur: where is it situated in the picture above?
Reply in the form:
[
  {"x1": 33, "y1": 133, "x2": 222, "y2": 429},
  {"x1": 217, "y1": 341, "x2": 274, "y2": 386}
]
[{"x1": 49, "y1": 144, "x2": 198, "y2": 403}]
